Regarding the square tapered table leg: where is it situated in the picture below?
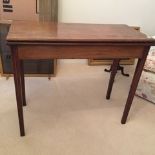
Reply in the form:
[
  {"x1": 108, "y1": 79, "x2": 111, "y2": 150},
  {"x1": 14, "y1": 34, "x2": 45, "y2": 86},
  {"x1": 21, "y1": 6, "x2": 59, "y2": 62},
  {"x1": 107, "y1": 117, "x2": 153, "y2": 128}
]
[{"x1": 12, "y1": 46, "x2": 25, "y2": 136}]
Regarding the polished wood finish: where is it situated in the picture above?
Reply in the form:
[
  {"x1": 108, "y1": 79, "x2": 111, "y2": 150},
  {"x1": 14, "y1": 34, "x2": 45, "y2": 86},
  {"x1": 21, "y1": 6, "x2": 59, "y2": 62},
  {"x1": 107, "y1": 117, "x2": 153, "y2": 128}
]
[
  {"x1": 7, "y1": 21, "x2": 155, "y2": 136},
  {"x1": 121, "y1": 47, "x2": 150, "y2": 124},
  {"x1": 0, "y1": 23, "x2": 57, "y2": 78},
  {"x1": 106, "y1": 59, "x2": 120, "y2": 99},
  {"x1": 19, "y1": 60, "x2": 26, "y2": 106},
  {"x1": 104, "y1": 62, "x2": 130, "y2": 77},
  {"x1": 88, "y1": 27, "x2": 140, "y2": 66},
  {"x1": 104, "y1": 27, "x2": 141, "y2": 99},
  {"x1": 18, "y1": 45, "x2": 144, "y2": 59},
  {"x1": 7, "y1": 21, "x2": 153, "y2": 43},
  {"x1": 12, "y1": 46, "x2": 25, "y2": 136}
]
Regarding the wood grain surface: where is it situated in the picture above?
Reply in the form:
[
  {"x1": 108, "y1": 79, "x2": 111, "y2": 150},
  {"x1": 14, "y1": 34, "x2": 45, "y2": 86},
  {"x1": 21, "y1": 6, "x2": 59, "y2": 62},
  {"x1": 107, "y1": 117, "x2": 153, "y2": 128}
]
[
  {"x1": 7, "y1": 21, "x2": 155, "y2": 136},
  {"x1": 7, "y1": 21, "x2": 155, "y2": 44}
]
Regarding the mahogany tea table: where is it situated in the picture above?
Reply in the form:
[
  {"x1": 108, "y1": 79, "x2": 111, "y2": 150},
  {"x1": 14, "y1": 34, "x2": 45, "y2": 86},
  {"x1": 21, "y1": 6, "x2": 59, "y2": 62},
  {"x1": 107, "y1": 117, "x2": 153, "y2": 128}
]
[{"x1": 7, "y1": 21, "x2": 155, "y2": 136}]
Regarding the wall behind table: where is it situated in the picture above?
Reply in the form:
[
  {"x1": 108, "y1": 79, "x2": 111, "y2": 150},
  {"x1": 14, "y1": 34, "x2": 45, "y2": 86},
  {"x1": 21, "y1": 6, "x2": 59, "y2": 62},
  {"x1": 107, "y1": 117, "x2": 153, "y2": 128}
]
[
  {"x1": 58, "y1": 0, "x2": 155, "y2": 64},
  {"x1": 59, "y1": 0, "x2": 155, "y2": 36}
]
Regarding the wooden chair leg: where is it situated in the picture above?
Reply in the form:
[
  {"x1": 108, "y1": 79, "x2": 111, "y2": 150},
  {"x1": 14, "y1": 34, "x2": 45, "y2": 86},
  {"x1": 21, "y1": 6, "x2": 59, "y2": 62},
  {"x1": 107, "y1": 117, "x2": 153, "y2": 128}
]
[
  {"x1": 106, "y1": 59, "x2": 120, "y2": 100},
  {"x1": 12, "y1": 46, "x2": 25, "y2": 136},
  {"x1": 105, "y1": 62, "x2": 130, "y2": 77},
  {"x1": 20, "y1": 60, "x2": 26, "y2": 106},
  {"x1": 121, "y1": 47, "x2": 150, "y2": 124}
]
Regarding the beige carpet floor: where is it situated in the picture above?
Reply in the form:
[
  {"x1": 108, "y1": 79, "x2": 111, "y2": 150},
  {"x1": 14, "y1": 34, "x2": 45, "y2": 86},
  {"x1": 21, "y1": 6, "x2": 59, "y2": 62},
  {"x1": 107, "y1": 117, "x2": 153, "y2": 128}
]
[{"x1": 0, "y1": 62, "x2": 155, "y2": 155}]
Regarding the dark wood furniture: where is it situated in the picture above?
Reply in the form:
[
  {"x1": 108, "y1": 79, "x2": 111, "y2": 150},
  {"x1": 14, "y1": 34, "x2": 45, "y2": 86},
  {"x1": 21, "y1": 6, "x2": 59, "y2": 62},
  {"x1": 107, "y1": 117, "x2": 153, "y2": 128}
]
[
  {"x1": 104, "y1": 27, "x2": 140, "y2": 77},
  {"x1": 0, "y1": 23, "x2": 57, "y2": 78},
  {"x1": 7, "y1": 21, "x2": 155, "y2": 136},
  {"x1": 104, "y1": 60, "x2": 130, "y2": 77},
  {"x1": 89, "y1": 27, "x2": 140, "y2": 77},
  {"x1": 88, "y1": 27, "x2": 140, "y2": 65}
]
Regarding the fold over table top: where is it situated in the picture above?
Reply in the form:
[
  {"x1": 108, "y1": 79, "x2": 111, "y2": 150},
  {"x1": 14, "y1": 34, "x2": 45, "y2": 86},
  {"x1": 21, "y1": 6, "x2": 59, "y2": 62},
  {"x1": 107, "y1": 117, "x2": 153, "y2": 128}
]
[{"x1": 7, "y1": 20, "x2": 155, "y2": 45}]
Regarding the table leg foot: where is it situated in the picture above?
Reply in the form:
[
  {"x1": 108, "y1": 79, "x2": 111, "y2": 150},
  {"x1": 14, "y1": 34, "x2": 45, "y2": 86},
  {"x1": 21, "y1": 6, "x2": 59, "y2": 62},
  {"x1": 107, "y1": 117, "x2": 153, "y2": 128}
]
[{"x1": 121, "y1": 119, "x2": 127, "y2": 124}]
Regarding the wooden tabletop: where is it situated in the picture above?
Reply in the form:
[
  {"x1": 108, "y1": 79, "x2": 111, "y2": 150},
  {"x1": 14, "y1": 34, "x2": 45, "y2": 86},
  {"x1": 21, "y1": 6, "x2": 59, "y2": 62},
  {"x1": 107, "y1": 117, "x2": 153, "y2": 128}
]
[{"x1": 7, "y1": 20, "x2": 155, "y2": 44}]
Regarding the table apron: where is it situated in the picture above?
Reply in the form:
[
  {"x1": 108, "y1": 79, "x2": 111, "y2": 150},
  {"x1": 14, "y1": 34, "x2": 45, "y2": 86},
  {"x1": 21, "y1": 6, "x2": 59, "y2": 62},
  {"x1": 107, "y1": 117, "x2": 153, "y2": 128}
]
[{"x1": 17, "y1": 45, "x2": 144, "y2": 59}]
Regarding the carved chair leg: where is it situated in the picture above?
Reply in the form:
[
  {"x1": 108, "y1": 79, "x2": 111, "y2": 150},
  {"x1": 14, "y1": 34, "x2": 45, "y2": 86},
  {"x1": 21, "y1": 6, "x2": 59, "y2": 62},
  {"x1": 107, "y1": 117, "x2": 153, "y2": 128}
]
[{"x1": 105, "y1": 61, "x2": 130, "y2": 77}]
